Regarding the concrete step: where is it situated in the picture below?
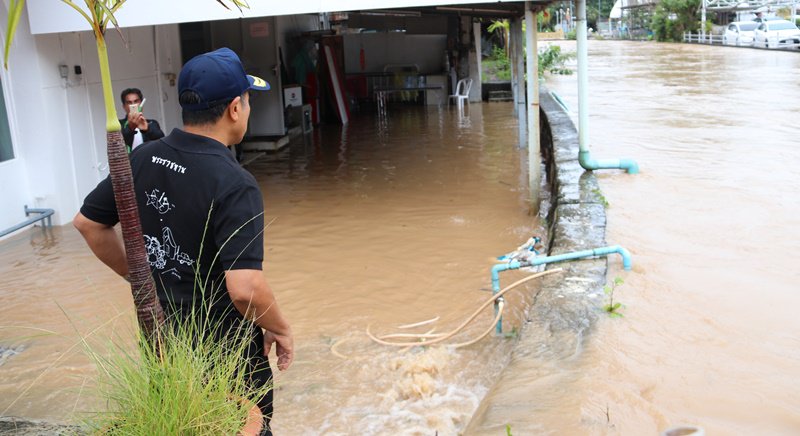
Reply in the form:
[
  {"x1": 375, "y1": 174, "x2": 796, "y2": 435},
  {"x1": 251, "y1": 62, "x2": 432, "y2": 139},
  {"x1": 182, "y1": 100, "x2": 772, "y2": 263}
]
[{"x1": 488, "y1": 90, "x2": 513, "y2": 102}]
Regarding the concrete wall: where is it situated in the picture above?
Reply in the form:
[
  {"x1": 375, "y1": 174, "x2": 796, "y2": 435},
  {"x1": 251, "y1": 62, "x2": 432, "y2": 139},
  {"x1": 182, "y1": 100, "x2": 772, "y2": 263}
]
[
  {"x1": 465, "y1": 90, "x2": 611, "y2": 433},
  {"x1": 0, "y1": 3, "x2": 179, "y2": 231}
]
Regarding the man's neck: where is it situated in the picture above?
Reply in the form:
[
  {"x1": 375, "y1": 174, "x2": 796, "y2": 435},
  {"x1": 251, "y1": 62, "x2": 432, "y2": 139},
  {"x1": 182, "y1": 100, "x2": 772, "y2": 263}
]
[{"x1": 183, "y1": 124, "x2": 230, "y2": 146}]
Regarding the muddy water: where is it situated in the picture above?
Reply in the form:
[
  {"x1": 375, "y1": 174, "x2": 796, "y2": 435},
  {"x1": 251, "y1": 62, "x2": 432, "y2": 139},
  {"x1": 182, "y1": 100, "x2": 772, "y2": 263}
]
[
  {"x1": 527, "y1": 41, "x2": 799, "y2": 434},
  {"x1": 2, "y1": 41, "x2": 798, "y2": 435},
  {"x1": 0, "y1": 104, "x2": 543, "y2": 433}
]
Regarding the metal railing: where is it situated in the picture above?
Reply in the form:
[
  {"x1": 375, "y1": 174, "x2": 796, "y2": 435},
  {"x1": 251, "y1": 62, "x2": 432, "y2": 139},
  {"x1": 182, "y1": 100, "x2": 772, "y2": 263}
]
[
  {"x1": 683, "y1": 33, "x2": 725, "y2": 44},
  {"x1": 0, "y1": 205, "x2": 55, "y2": 238},
  {"x1": 684, "y1": 32, "x2": 800, "y2": 49}
]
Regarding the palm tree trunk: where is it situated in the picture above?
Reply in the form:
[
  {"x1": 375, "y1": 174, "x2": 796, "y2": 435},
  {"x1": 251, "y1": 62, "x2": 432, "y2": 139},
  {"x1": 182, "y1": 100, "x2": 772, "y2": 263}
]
[{"x1": 96, "y1": 35, "x2": 164, "y2": 341}]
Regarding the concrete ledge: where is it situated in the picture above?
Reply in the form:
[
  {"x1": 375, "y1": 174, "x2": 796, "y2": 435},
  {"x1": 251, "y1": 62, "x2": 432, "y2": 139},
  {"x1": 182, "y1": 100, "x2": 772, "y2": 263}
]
[
  {"x1": 465, "y1": 90, "x2": 609, "y2": 433},
  {"x1": 0, "y1": 417, "x2": 80, "y2": 435}
]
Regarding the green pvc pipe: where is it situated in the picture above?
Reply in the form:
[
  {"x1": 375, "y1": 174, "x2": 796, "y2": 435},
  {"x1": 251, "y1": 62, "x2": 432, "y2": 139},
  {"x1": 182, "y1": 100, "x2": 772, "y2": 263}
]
[
  {"x1": 491, "y1": 245, "x2": 632, "y2": 333},
  {"x1": 579, "y1": 150, "x2": 640, "y2": 174},
  {"x1": 576, "y1": 0, "x2": 639, "y2": 175}
]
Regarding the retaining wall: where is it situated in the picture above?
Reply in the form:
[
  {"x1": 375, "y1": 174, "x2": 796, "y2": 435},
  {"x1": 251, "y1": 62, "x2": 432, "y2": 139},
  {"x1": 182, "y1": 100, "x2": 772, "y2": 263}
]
[{"x1": 465, "y1": 89, "x2": 610, "y2": 433}]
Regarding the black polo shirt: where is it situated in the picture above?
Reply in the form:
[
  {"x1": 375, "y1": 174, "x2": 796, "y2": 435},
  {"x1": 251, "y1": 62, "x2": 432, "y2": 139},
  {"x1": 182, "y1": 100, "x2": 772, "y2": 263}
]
[{"x1": 80, "y1": 128, "x2": 265, "y2": 316}]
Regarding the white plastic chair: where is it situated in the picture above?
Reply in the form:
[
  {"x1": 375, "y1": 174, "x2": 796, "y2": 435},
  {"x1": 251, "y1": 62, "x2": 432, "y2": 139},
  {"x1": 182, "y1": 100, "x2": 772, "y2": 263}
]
[{"x1": 448, "y1": 78, "x2": 472, "y2": 109}]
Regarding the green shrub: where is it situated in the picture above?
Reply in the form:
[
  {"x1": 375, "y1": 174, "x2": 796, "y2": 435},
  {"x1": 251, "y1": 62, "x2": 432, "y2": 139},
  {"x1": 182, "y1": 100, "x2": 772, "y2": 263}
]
[
  {"x1": 538, "y1": 45, "x2": 576, "y2": 77},
  {"x1": 482, "y1": 46, "x2": 512, "y2": 82},
  {"x1": 651, "y1": 0, "x2": 701, "y2": 41},
  {"x1": 84, "y1": 309, "x2": 270, "y2": 435}
]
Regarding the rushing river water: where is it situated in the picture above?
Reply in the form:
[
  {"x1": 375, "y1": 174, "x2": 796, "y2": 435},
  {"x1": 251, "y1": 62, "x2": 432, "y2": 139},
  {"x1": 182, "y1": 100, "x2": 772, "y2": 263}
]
[
  {"x1": 1, "y1": 41, "x2": 799, "y2": 435},
  {"x1": 534, "y1": 40, "x2": 800, "y2": 435}
]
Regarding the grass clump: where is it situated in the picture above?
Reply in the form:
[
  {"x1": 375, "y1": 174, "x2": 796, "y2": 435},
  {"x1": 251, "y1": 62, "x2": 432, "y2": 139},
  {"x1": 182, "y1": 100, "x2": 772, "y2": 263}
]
[
  {"x1": 602, "y1": 277, "x2": 625, "y2": 318},
  {"x1": 84, "y1": 309, "x2": 269, "y2": 435}
]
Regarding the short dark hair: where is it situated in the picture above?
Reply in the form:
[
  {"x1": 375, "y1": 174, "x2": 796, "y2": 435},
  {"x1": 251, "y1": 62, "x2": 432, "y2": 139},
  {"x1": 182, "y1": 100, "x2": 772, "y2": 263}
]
[
  {"x1": 120, "y1": 88, "x2": 143, "y2": 105},
  {"x1": 180, "y1": 90, "x2": 247, "y2": 126}
]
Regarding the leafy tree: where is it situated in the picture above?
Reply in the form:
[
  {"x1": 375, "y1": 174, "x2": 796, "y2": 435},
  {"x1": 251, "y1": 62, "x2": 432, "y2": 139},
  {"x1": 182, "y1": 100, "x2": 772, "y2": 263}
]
[
  {"x1": 651, "y1": 0, "x2": 701, "y2": 41},
  {"x1": 4, "y1": 0, "x2": 248, "y2": 343}
]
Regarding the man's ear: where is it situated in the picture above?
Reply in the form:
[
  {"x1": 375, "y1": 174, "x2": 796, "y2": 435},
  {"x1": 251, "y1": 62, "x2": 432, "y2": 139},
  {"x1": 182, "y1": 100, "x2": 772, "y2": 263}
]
[{"x1": 228, "y1": 96, "x2": 243, "y2": 122}]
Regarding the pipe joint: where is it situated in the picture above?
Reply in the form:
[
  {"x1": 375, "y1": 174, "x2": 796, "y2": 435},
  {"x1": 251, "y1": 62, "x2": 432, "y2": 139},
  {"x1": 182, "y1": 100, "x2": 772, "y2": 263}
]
[{"x1": 579, "y1": 150, "x2": 639, "y2": 174}]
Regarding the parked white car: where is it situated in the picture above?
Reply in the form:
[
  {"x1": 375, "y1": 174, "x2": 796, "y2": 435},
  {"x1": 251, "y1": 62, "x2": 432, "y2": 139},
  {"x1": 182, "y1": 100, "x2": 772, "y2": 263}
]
[
  {"x1": 722, "y1": 21, "x2": 758, "y2": 46},
  {"x1": 753, "y1": 19, "x2": 800, "y2": 48}
]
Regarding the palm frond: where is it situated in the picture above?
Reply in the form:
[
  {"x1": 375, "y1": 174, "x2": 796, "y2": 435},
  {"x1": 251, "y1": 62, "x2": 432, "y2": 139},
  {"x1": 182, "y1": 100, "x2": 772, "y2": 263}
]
[
  {"x1": 3, "y1": 0, "x2": 25, "y2": 68},
  {"x1": 94, "y1": 0, "x2": 121, "y2": 33},
  {"x1": 216, "y1": 0, "x2": 249, "y2": 13}
]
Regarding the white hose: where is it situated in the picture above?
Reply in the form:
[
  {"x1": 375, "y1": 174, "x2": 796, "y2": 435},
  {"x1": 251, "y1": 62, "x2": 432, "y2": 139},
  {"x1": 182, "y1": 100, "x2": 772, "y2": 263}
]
[{"x1": 366, "y1": 269, "x2": 561, "y2": 347}]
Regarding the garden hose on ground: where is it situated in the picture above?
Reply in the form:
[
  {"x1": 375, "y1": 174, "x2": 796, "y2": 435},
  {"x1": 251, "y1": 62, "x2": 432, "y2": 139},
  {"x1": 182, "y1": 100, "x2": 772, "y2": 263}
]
[{"x1": 364, "y1": 268, "x2": 562, "y2": 349}]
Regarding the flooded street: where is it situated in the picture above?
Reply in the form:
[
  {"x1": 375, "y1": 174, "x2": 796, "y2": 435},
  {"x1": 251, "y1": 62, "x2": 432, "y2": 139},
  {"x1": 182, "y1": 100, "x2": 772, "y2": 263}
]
[
  {"x1": 537, "y1": 40, "x2": 800, "y2": 434},
  {"x1": 1, "y1": 105, "x2": 541, "y2": 433},
  {"x1": 1, "y1": 40, "x2": 799, "y2": 434}
]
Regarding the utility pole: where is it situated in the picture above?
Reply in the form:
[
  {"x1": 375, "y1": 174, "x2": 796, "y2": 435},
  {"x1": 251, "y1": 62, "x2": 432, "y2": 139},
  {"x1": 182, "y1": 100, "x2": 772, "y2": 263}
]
[{"x1": 701, "y1": 0, "x2": 707, "y2": 42}]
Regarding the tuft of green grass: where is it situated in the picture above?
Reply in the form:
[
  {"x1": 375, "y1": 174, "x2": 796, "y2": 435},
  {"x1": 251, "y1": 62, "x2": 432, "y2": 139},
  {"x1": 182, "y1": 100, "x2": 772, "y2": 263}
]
[
  {"x1": 592, "y1": 188, "x2": 610, "y2": 209},
  {"x1": 602, "y1": 277, "x2": 625, "y2": 318},
  {"x1": 83, "y1": 307, "x2": 270, "y2": 435}
]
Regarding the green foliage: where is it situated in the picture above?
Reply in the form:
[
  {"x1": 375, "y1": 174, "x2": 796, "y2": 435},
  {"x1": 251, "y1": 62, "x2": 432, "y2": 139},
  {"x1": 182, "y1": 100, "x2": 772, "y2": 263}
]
[
  {"x1": 603, "y1": 276, "x2": 625, "y2": 317},
  {"x1": 538, "y1": 45, "x2": 575, "y2": 77},
  {"x1": 592, "y1": 188, "x2": 609, "y2": 208},
  {"x1": 566, "y1": 29, "x2": 577, "y2": 40},
  {"x1": 84, "y1": 310, "x2": 270, "y2": 435},
  {"x1": 503, "y1": 326, "x2": 519, "y2": 339},
  {"x1": 506, "y1": 423, "x2": 513, "y2": 436},
  {"x1": 650, "y1": 0, "x2": 702, "y2": 41},
  {"x1": 482, "y1": 46, "x2": 511, "y2": 82}
]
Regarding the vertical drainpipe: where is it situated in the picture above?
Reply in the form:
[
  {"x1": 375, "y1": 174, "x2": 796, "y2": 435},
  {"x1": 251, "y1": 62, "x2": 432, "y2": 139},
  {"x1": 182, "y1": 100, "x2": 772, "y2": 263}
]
[
  {"x1": 513, "y1": 18, "x2": 526, "y2": 144},
  {"x1": 576, "y1": 0, "x2": 639, "y2": 174},
  {"x1": 525, "y1": 2, "x2": 540, "y2": 215},
  {"x1": 510, "y1": 19, "x2": 519, "y2": 115}
]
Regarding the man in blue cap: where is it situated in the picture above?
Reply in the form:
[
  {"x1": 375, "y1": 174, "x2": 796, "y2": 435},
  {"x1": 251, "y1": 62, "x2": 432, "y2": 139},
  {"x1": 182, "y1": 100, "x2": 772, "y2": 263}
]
[{"x1": 74, "y1": 48, "x2": 293, "y2": 434}]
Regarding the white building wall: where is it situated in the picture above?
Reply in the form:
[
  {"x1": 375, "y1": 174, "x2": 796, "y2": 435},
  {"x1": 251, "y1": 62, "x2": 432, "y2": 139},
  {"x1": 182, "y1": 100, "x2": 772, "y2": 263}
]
[
  {"x1": 1, "y1": 7, "x2": 322, "y2": 232},
  {"x1": 1, "y1": 2, "x2": 183, "y2": 231},
  {"x1": 0, "y1": 4, "x2": 69, "y2": 232}
]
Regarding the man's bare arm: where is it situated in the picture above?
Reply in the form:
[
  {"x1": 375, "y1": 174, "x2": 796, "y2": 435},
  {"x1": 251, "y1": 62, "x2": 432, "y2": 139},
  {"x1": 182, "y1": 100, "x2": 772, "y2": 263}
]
[
  {"x1": 73, "y1": 212, "x2": 129, "y2": 278},
  {"x1": 225, "y1": 269, "x2": 294, "y2": 370}
]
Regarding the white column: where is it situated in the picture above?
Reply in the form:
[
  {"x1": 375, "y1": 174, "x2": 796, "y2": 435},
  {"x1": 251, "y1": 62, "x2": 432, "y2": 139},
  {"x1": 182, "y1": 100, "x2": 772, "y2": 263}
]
[
  {"x1": 526, "y1": 2, "x2": 540, "y2": 214},
  {"x1": 472, "y1": 21, "x2": 483, "y2": 103}
]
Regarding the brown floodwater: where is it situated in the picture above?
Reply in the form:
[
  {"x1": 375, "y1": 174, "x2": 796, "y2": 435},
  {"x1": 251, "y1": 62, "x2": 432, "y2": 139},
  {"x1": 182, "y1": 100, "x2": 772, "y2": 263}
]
[
  {"x1": 530, "y1": 40, "x2": 800, "y2": 435},
  {"x1": 1, "y1": 40, "x2": 799, "y2": 435},
  {"x1": 0, "y1": 103, "x2": 541, "y2": 433}
]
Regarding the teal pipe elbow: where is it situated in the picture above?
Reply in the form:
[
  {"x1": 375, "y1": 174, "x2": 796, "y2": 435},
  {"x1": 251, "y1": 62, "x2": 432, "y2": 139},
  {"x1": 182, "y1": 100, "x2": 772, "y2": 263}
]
[
  {"x1": 579, "y1": 150, "x2": 639, "y2": 174},
  {"x1": 491, "y1": 261, "x2": 521, "y2": 334},
  {"x1": 490, "y1": 245, "x2": 632, "y2": 334},
  {"x1": 529, "y1": 245, "x2": 632, "y2": 270},
  {"x1": 491, "y1": 261, "x2": 522, "y2": 293}
]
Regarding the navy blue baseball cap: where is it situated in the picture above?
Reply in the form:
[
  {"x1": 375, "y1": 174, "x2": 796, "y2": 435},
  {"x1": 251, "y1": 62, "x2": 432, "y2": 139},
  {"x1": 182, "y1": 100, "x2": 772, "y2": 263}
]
[{"x1": 178, "y1": 47, "x2": 270, "y2": 111}]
